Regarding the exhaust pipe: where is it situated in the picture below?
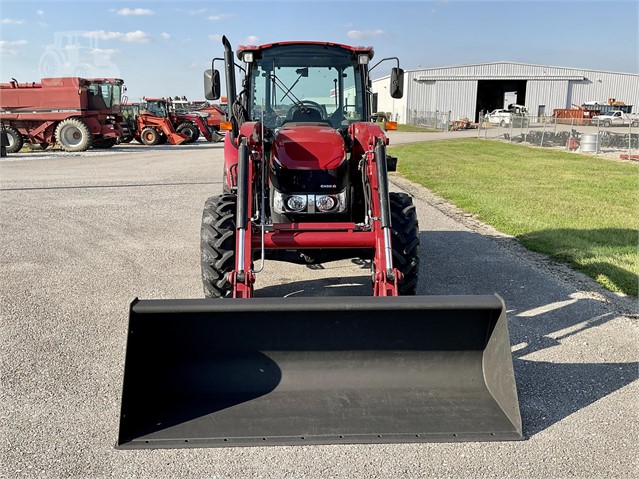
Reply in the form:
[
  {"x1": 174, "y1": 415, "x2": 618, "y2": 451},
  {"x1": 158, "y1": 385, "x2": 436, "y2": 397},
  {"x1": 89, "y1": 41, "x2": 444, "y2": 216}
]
[{"x1": 117, "y1": 295, "x2": 522, "y2": 449}]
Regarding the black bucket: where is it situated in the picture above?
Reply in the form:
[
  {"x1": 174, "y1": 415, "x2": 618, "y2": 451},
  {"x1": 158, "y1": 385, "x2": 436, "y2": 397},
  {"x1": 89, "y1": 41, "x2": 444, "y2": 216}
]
[{"x1": 117, "y1": 295, "x2": 522, "y2": 449}]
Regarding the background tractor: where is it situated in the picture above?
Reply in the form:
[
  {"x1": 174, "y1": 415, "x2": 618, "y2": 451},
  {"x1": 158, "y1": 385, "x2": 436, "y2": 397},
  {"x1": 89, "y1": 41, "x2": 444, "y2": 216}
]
[
  {"x1": 117, "y1": 36, "x2": 521, "y2": 449},
  {"x1": 135, "y1": 98, "x2": 188, "y2": 145}
]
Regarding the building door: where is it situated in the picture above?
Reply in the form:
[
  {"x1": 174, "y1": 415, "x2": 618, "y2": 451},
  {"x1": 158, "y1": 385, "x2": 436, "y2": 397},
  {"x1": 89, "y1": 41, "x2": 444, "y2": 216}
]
[{"x1": 537, "y1": 105, "x2": 546, "y2": 119}]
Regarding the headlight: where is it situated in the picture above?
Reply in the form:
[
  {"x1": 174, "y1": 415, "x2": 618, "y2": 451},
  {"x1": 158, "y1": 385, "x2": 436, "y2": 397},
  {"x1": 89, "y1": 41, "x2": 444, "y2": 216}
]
[
  {"x1": 316, "y1": 191, "x2": 347, "y2": 213},
  {"x1": 316, "y1": 195, "x2": 336, "y2": 212},
  {"x1": 272, "y1": 189, "x2": 347, "y2": 214},
  {"x1": 286, "y1": 195, "x2": 307, "y2": 212}
]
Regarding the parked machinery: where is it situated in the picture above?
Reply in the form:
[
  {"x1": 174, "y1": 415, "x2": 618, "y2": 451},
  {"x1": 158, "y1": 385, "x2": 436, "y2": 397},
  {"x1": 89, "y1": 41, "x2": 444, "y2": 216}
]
[
  {"x1": 0, "y1": 77, "x2": 124, "y2": 152},
  {"x1": 117, "y1": 36, "x2": 522, "y2": 449},
  {"x1": 136, "y1": 98, "x2": 188, "y2": 145}
]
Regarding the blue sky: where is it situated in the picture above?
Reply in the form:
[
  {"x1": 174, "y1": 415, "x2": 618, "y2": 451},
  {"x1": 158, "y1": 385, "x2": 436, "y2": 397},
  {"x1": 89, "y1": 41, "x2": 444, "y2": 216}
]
[{"x1": 1, "y1": 0, "x2": 637, "y2": 101}]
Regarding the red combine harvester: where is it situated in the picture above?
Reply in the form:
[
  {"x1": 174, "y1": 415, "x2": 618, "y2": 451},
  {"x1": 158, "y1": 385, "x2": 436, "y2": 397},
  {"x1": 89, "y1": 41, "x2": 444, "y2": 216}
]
[
  {"x1": 117, "y1": 36, "x2": 522, "y2": 449},
  {"x1": 0, "y1": 77, "x2": 124, "y2": 152}
]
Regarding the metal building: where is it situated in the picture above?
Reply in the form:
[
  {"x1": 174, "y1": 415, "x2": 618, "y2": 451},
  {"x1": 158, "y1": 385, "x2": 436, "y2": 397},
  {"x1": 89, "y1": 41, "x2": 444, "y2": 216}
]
[{"x1": 372, "y1": 62, "x2": 639, "y2": 124}]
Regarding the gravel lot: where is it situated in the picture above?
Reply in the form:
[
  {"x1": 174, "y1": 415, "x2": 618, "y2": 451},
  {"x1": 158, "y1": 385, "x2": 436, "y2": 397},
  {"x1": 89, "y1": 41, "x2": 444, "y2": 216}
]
[{"x1": 1, "y1": 132, "x2": 637, "y2": 478}]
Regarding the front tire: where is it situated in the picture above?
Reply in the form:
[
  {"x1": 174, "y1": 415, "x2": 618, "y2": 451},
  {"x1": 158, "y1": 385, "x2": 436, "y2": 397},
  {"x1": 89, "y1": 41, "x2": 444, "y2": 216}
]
[
  {"x1": 140, "y1": 127, "x2": 160, "y2": 145},
  {"x1": 389, "y1": 192, "x2": 420, "y2": 295},
  {"x1": 4, "y1": 126, "x2": 24, "y2": 153},
  {"x1": 201, "y1": 194, "x2": 237, "y2": 298},
  {"x1": 55, "y1": 118, "x2": 92, "y2": 152}
]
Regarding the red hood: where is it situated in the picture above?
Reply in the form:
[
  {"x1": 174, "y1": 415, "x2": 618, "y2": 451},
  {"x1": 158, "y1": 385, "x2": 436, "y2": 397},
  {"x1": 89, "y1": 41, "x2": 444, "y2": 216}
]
[{"x1": 272, "y1": 125, "x2": 345, "y2": 170}]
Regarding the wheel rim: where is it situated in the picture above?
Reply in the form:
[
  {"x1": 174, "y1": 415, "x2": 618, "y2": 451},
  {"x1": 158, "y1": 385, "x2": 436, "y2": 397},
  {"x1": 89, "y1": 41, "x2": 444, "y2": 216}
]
[
  {"x1": 7, "y1": 133, "x2": 15, "y2": 148},
  {"x1": 61, "y1": 125, "x2": 84, "y2": 147},
  {"x1": 143, "y1": 131, "x2": 155, "y2": 142}
]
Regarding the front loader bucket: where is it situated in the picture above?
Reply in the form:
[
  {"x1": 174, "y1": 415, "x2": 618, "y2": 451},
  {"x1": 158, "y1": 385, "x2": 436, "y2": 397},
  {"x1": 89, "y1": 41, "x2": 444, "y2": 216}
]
[
  {"x1": 117, "y1": 295, "x2": 522, "y2": 449},
  {"x1": 167, "y1": 133, "x2": 188, "y2": 145}
]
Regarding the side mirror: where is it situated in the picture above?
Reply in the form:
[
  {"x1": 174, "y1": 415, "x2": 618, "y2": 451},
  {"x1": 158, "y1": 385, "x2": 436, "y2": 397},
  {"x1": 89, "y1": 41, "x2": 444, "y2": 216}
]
[
  {"x1": 204, "y1": 69, "x2": 221, "y2": 100},
  {"x1": 372, "y1": 92, "x2": 378, "y2": 114},
  {"x1": 390, "y1": 67, "x2": 404, "y2": 99}
]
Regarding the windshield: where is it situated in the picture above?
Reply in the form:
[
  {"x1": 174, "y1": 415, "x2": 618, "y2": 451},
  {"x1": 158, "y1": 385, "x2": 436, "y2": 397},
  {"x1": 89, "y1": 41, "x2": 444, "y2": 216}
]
[
  {"x1": 249, "y1": 44, "x2": 365, "y2": 129},
  {"x1": 145, "y1": 101, "x2": 167, "y2": 117},
  {"x1": 86, "y1": 81, "x2": 122, "y2": 110},
  {"x1": 111, "y1": 84, "x2": 122, "y2": 108}
]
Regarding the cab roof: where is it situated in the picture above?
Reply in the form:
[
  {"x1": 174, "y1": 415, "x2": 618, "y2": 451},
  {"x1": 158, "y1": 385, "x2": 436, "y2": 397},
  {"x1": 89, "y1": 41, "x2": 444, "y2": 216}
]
[{"x1": 236, "y1": 41, "x2": 374, "y2": 61}]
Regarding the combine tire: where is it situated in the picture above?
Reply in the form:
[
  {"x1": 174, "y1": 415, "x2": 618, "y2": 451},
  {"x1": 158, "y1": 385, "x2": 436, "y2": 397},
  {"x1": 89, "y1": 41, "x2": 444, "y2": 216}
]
[
  {"x1": 389, "y1": 192, "x2": 420, "y2": 295},
  {"x1": 4, "y1": 126, "x2": 24, "y2": 153},
  {"x1": 140, "y1": 127, "x2": 160, "y2": 146},
  {"x1": 176, "y1": 122, "x2": 199, "y2": 143},
  {"x1": 55, "y1": 118, "x2": 92, "y2": 152},
  {"x1": 92, "y1": 137, "x2": 117, "y2": 149},
  {"x1": 201, "y1": 194, "x2": 237, "y2": 298}
]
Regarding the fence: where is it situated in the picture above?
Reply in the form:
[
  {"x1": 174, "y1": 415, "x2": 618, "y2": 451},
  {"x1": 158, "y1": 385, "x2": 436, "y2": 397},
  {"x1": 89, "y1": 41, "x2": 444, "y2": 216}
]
[
  {"x1": 406, "y1": 110, "x2": 452, "y2": 131},
  {"x1": 477, "y1": 116, "x2": 638, "y2": 158}
]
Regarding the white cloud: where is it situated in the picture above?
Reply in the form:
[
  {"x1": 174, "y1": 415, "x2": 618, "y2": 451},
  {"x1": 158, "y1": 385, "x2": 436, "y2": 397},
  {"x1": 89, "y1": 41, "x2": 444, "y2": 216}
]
[
  {"x1": 347, "y1": 29, "x2": 387, "y2": 40},
  {"x1": 81, "y1": 30, "x2": 151, "y2": 44},
  {"x1": 0, "y1": 39, "x2": 28, "y2": 55},
  {"x1": 208, "y1": 14, "x2": 230, "y2": 21},
  {"x1": 117, "y1": 8, "x2": 154, "y2": 16},
  {"x1": 188, "y1": 8, "x2": 207, "y2": 15},
  {"x1": 208, "y1": 34, "x2": 222, "y2": 42},
  {"x1": 121, "y1": 30, "x2": 151, "y2": 43},
  {"x1": 36, "y1": 10, "x2": 44, "y2": 15},
  {"x1": 161, "y1": 32, "x2": 171, "y2": 40},
  {"x1": 1, "y1": 18, "x2": 25, "y2": 25},
  {"x1": 243, "y1": 35, "x2": 259, "y2": 45}
]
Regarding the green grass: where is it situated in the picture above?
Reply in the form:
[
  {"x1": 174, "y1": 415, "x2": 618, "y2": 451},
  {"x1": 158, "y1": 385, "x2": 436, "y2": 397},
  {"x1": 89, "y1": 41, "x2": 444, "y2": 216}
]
[{"x1": 389, "y1": 139, "x2": 639, "y2": 296}]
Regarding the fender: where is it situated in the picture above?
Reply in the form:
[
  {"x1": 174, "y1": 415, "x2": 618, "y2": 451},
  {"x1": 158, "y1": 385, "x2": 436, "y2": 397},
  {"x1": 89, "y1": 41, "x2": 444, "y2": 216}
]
[{"x1": 348, "y1": 121, "x2": 389, "y2": 160}]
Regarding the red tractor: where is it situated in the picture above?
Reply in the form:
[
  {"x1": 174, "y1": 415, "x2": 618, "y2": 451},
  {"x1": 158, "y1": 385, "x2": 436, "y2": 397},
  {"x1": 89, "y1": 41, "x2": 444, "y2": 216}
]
[
  {"x1": 0, "y1": 77, "x2": 124, "y2": 152},
  {"x1": 117, "y1": 37, "x2": 521, "y2": 449},
  {"x1": 169, "y1": 97, "x2": 224, "y2": 143}
]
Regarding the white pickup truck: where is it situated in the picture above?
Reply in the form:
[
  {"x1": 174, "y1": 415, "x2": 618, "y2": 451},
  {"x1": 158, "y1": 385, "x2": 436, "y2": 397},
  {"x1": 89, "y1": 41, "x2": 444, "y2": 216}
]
[{"x1": 591, "y1": 110, "x2": 639, "y2": 127}]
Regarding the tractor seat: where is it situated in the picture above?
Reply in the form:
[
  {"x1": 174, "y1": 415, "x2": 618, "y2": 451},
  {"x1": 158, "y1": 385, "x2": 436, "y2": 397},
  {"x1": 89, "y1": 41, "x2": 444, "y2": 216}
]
[{"x1": 291, "y1": 108, "x2": 323, "y2": 122}]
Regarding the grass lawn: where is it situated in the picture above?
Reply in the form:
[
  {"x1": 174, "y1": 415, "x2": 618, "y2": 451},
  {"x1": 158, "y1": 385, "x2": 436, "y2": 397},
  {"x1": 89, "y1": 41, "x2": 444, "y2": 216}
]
[{"x1": 389, "y1": 139, "x2": 639, "y2": 296}]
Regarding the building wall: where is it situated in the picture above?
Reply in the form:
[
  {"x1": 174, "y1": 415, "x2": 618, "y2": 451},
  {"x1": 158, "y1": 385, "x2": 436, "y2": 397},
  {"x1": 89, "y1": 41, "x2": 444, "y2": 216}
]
[
  {"x1": 372, "y1": 76, "x2": 408, "y2": 123},
  {"x1": 373, "y1": 62, "x2": 639, "y2": 123}
]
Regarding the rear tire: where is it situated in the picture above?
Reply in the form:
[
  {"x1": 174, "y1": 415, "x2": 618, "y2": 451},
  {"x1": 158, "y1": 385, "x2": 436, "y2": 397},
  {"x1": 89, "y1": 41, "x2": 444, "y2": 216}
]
[
  {"x1": 55, "y1": 118, "x2": 92, "y2": 152},
  {"x1": 4, "y1": 126, "x2": 24, "y2": 153},
  {"x1": 176, "y1": 122, "x2": 199, "y2": 143},
  {"x1": 140, "y1": 127, "x2": 160, "y2": 145},
  {"x1": 389, "y1": 192, "x2": 420, "y2": 295},
  {"x1": 201, "y1": 194, "x2": 237, "y2": 298}
]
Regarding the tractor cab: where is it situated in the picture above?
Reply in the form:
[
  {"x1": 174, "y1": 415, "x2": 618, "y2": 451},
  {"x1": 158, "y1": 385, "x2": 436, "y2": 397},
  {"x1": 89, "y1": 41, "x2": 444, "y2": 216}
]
[
  {"x1": 206, "y1": 41, "x2": 402, "y2": 134},
  {"x1": 141, "y1": 98, "x2": 169, "y2": 118}
]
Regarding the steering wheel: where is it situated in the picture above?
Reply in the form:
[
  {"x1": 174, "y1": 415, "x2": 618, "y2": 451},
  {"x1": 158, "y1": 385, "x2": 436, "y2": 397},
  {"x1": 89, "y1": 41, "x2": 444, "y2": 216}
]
[{"x1": 285, "y1": 100, "x2": 327, "y2": 121}]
